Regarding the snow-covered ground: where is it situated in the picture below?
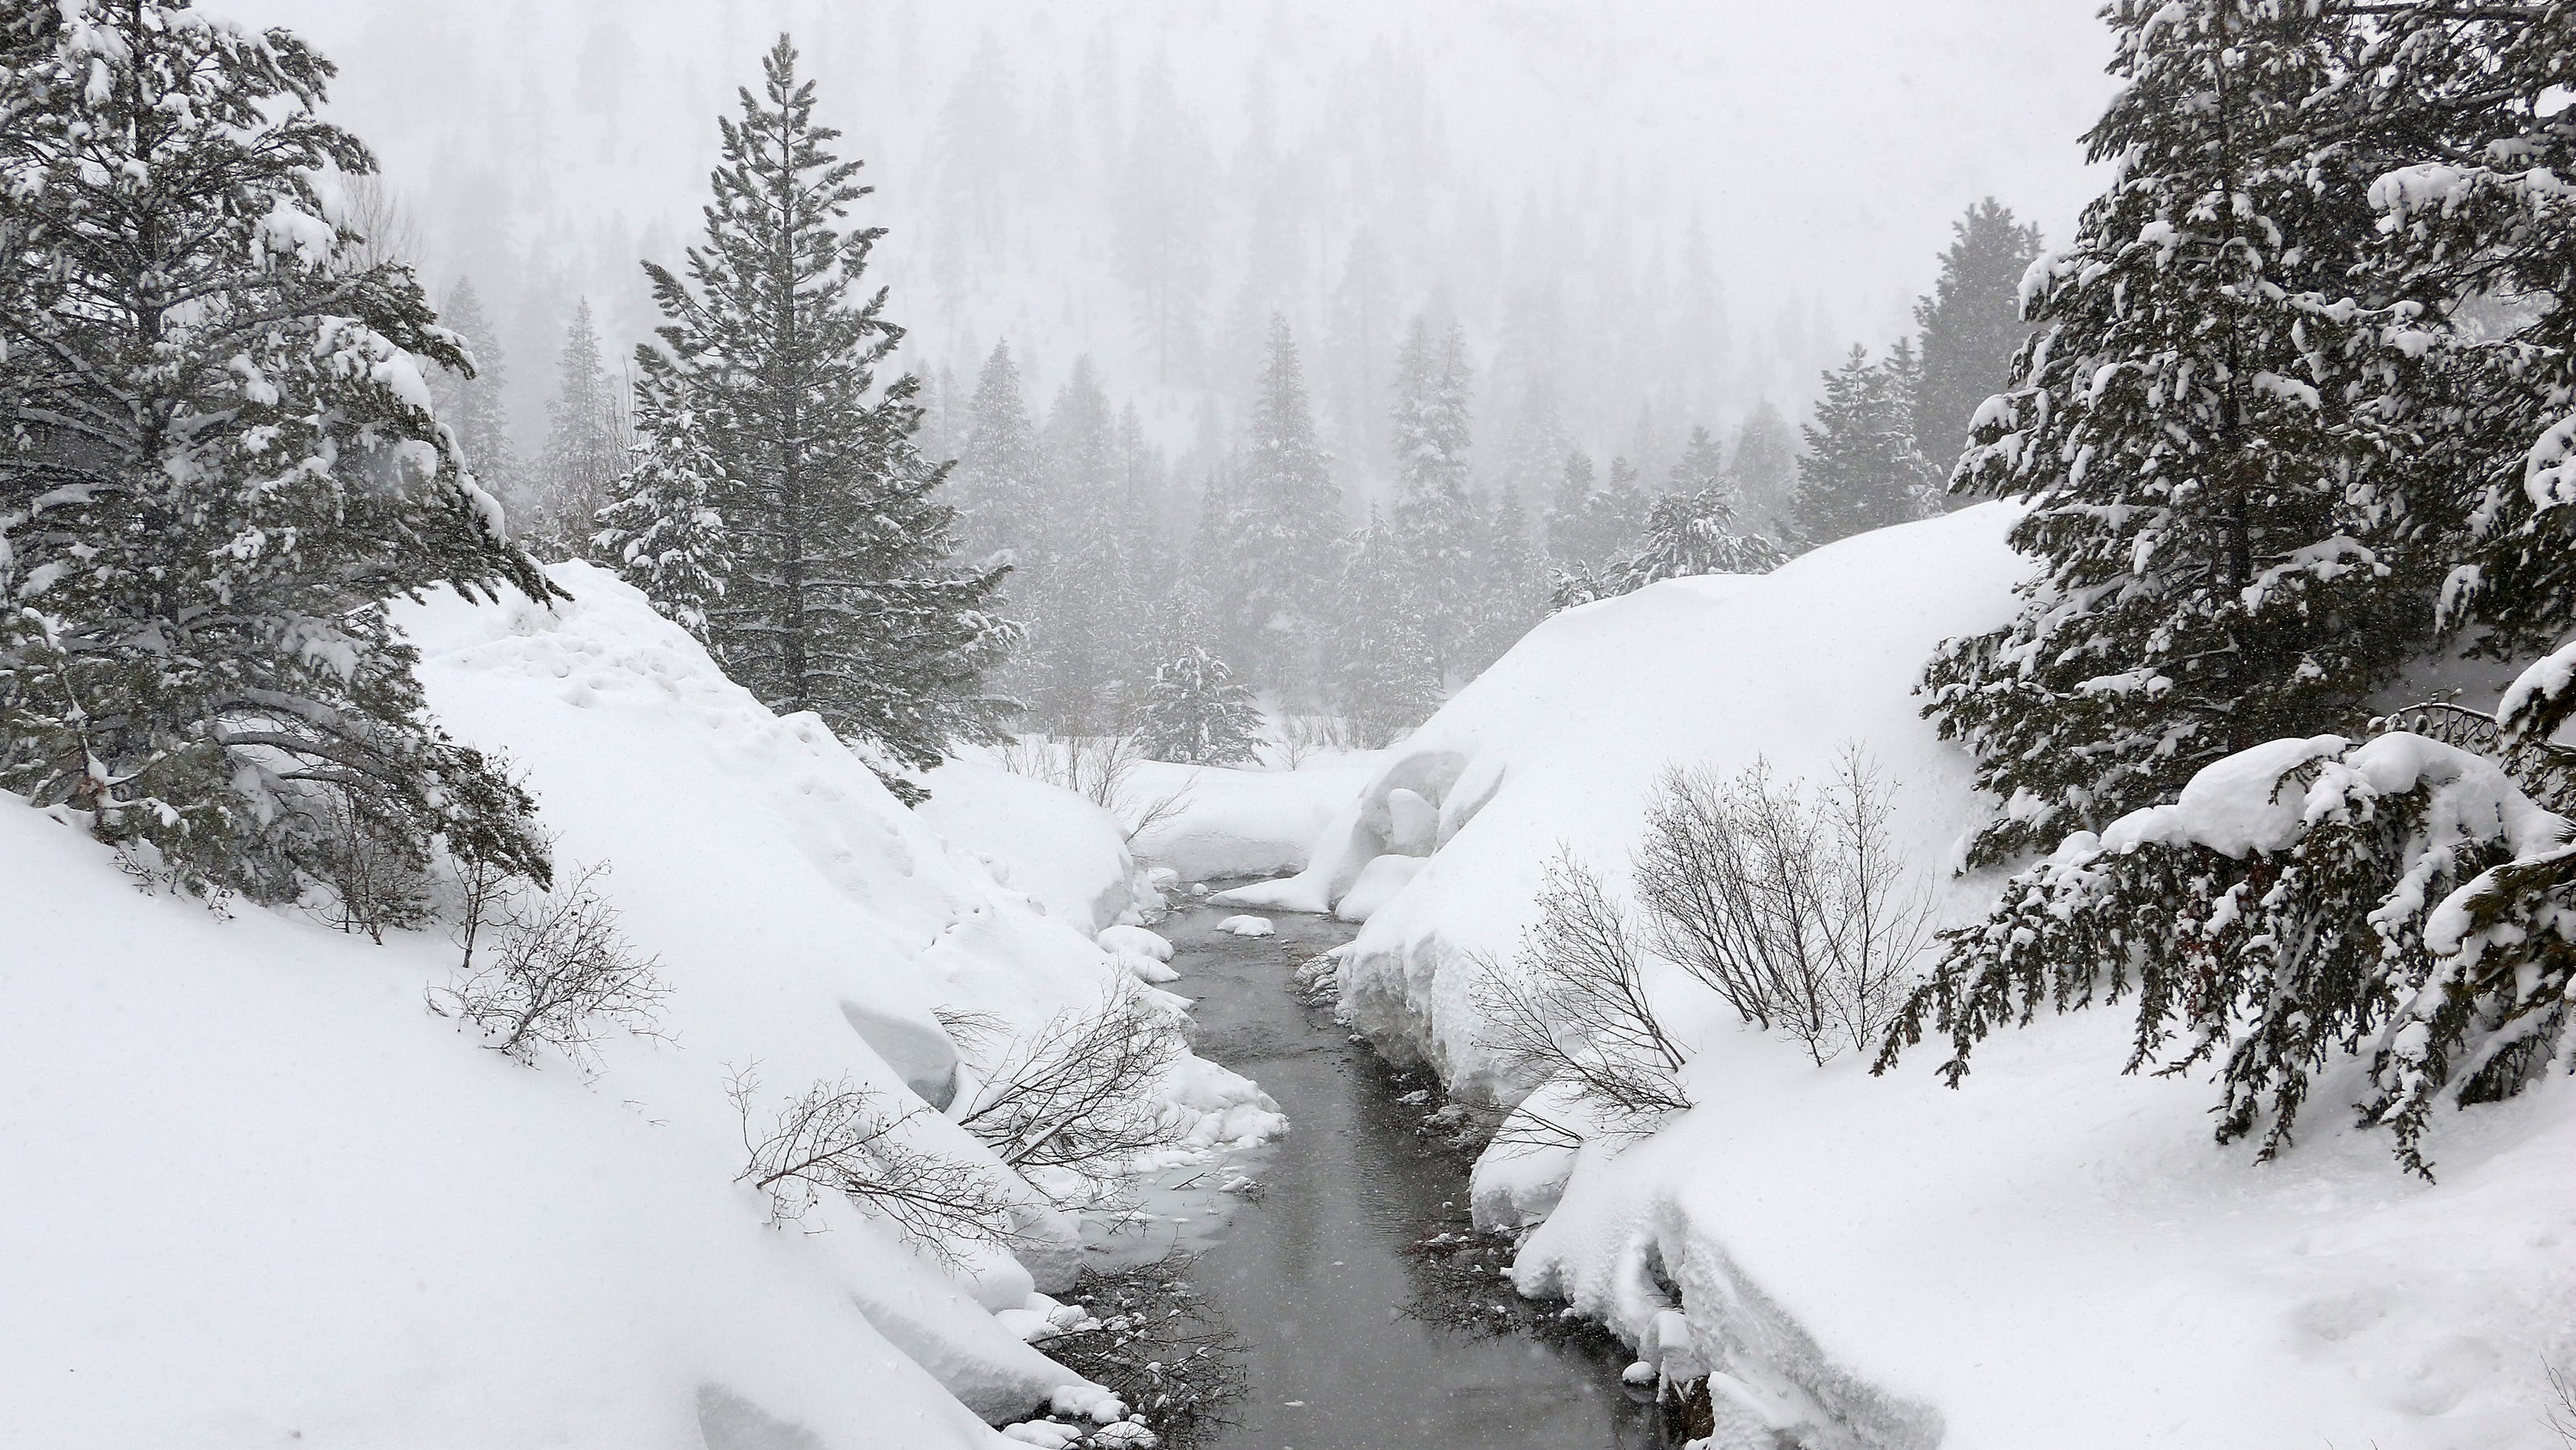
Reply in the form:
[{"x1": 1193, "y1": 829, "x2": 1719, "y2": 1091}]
[
  {"x1": 1222, "y1": 504, "x2": 2576, "y2": 1448},
  {"x1": 1125, "y1": 754, "x2": 1386, "y2": 882},
  {"x1": 0, "y1": 564, "x2": 1279, "y2": 1450}
]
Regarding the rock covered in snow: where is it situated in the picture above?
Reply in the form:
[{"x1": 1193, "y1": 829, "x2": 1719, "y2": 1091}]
[{"x1": 1216, "y1": 915, "x2": 1274, "y2": 937}]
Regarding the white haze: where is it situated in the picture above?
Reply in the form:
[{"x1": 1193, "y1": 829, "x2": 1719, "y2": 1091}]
[{"x1": 239, "y1": 0, "x2": 2116, "y2": 493}]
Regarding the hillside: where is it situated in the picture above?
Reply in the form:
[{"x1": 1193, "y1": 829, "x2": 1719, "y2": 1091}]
[{"x1": 0, "y1": 565, "x2": 1279, "y2": 1450}]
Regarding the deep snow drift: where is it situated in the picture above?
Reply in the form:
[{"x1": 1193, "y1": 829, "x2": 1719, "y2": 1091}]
[
  {"x1": 0, "y1": 564, "x2": 1279, "y2": 1450},
  {"x1": 1224, "y1": 504, "x2": 2576, "y2": 1448}
]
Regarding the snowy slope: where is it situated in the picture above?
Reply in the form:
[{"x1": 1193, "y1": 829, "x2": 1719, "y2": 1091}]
[
  {"x1": 0, "y1": 564, "x2": 1280, "y2": 1450},
  {"x1": 1224, "y1": 504, "x2": 2576, "y2": 1448}
]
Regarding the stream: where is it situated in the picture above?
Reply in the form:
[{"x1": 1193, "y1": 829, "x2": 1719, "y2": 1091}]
[{"x1": 1145, "y1": 903, "x2": 1667, "y2": 1449}]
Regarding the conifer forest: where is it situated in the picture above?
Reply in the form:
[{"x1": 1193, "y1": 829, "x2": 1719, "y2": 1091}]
[{"x1": 6, "y1": 4, "x2": 2576, "y2": 1449}]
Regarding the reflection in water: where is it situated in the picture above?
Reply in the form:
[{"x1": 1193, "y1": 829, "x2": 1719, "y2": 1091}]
[{"x1": 1158, "y1": 904, "x2": 1667, "y2": 1450}]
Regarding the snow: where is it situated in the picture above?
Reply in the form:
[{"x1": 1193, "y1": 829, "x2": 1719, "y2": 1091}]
[
  {"x1": 1216, "y1": 915, "x2": 1274, "y2": 938},
  {"x1": 1235, "y1": 503, "x2": 2576, "y2": 1447},
  {"x1": 920, "y1": 758, "x2": 1146, "y2": 934},
  {"x1": 1125, "y1": 754, "x2": 1384, "y2": 880},
  {"x1": 0, "y1": 563, "x2": 1285, "y2": 1450}
]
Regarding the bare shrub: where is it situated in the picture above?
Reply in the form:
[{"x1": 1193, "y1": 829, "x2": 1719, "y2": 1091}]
[
  {"x1": 1470, "y1": 849, "x2": 1691, "y2": 1149},
  {"x1": 993, "y1": 729, "x2": 1197, "y2": 844},
  {"x1": 953, "y1": 981, "x2": 1191, "y2": 1210},
  {"x1": 729, "y1": 1065, "x2": 1025, "y2": 1266},
  {"x1": 2550, "y1": 1361, "x2": 2576, "y2": 1448},
  {"x1": 431, "y1": 860, "x2": 669, "y2": 1069},
  {"x1": 1027, "y1": 1252, "x2": 1248, "y2": 1448},
  {"x1": 312, "y1": 785, "x2": 432, "y2": 944},
  {"x1": 1632, "y1": 746, "x2": 1931, "y2": 1064},
  {"x1": 1269, "y1": 712, "x2": 1378, "y2": 766}
]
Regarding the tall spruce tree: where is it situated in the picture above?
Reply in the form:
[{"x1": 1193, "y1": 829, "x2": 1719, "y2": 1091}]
[
  {"x1": 610, "y1": 36, "x2": 1017, "y2": 798},
  {"x1": 0, "y1": 0, "x2": 552, "y2": 900},
  {"x1": 952, "y1": 340, "x2": 1044, "y2": 562},
  {"x1": 1545, "y1": 450, "x2": 1598, "y2": 568},
  {"x1": 534, "y1": 299, "x2": 625, "y2": 559},
  {"x1": 1924, "y1": 0, "x2": 2447, "y2": 869},
  {"x1": 1389, "y1": 316, "x2": 1477, "y2": 680},
  {"x1": 1913, "y1": 198, "x2": 2045, "y2": 469},
  {"x1": 1470, "y1": 484, "x2": 1547, "y2": 668},
  {"x1": 434, "y1": 279, "x2": 523, "y2": 518},
  {"x1": 1225, "y1": 317, "x2": 1343, "y2": 694},
  {"x1": 1327, "y1": 508, "x2": 1441, "y2": 745},
  {"x1": 1728, "y1": 402, "x2": 1802, "y2": 540}
]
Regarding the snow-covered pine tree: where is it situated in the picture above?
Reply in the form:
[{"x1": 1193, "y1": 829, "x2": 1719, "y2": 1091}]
[
  {"x1": 1137, "y1": 584, "x2": 1262, "y2": 766},
  {"x1": 1575, "y1": 456, "x2": 1651, "y2": 567},
  {"x1": 1728, "y1": 402, "x2": 1801, "y2": 541},
  {"x1": 952, "y1": 340, "x2": 1044, "y2": 562},
  {"x1": 1226, "y1": 317, "x2": 1344, "y2": 695},
  {"x1": 1924, "y1": 0, "x2": 2450, "y2": 870},
  {"x1": 532, "y1": 299, "x2": 626, "y2": 560},
  {"x1": 595, "y1": 396, "x2": 730, "y2": 642},
  {"x1": 1912, "y1": 198, "x2": 2044, "y2": 469},
  {"x1": 1389, "y1": 316, "x2": 1477, "y2": 680},
  {"x1": 1596, "y1": 485, "x2": 1786, "y2": 601},
  {"x1": 1023, "y1": 357, "x2": 1143, "y2": 734},
  {"x1": 631, "y1": 35, "x2": 1017, "y2": 799},
  {"x1": 1668, "y1": 423, "x2": 1730, "y2": 497},
  {"x1": 1789, "y1": 343, "x2": 1936, "y2": 547},
  {"x1": 1468, "y1": 484, "x2": 1547, "y2": 669},
  {"x1": 1545, "y1": 449, "x2": 1598, "y2": 568},
  {"x1": 1327, "y1": 508, "x2": 1440, "y2": 746},
  {"x1": 433, "y1": 278, "x2": 523, "y2": 518},
  {"x1": 0, "y1": 0, "x2": 553, "y2": 900}
]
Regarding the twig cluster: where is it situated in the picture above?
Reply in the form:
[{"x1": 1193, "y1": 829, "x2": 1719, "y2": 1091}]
[
  {"x1": 1029, "y1": 1253, "x2": 1248, "y2": 1449},
  {"x1": 729, "y1": 1066, "x2": 1025, "y2": 1266},
  {"x1": 952, "y1": 981, "x2": 1191, "y2": 1210},
  {"x1": 1471, "y1": 850, "x2": 1692, "y2": 1149},
  {"x1": 432, "y1": 859, "x2": 669, "y2": 1071}
]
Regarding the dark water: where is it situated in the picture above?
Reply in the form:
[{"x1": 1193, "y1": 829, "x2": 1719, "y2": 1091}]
[{"x1": 1163, "y1": 903, "x2": 1665, "y2": 1450}]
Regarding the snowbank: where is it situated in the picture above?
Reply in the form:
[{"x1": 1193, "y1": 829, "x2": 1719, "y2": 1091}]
[
  {"x1": 1233, "y1": 506, "x2": 2576, "y2": 1447},
  {"x1": 919, "y1": 759, "x2": 1144, "y2": 934},
  {"x1": 1238, "y1": 505, "x2": 2025, "y2": 1094},
  {"x1": 0, "y1": 564, "x2": 1282, "y2": 1450},
  {"x1": 1126, "y1": 754, "x2": 1383, "y2": 881}
]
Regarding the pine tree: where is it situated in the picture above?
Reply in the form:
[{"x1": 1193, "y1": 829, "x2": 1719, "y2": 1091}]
[
  {"x1": 624, "y1": 36, "x2": 1018, "y2": 798},
  {"x1": 1224, "y1": 317, "x2": 1344, "y2": 694},
  {"x1": 533, "y1": 299, "x2": 626, "y2": 560},
  {"x1": 952, "y1": 340, "x2": 1044, "y2": 561},
  {"x1": 1728, "y1": 402, "x2": 1801, "y2": 540},
  {"x1": 1668, "y1": 424, "x2": 1730, "y2": 497},
  {"x1": 1924, "y1": 0, "x2": 2449, "y2": 870},
  {"x1": 1912, "y1": 198, "x2": 2045, "y2": 469},
  {"x1": 596, "y1": 397, "x2": 730, "y2": 642},
  {"x1": 1469, "y1": 484, "x2": 1547, "y2": 669},
  {"x1": 0, "y1": 0, "x2": 552, "y2": 901},
  {"x1": 435, "y1": 278, "x2": 523, "y2": 518},
  {"x1": 1327, "y1": 509, "x2": 1441, "y2": 746},
  {"x1": 1599, "y1": 487, "x2": 1785, "y2": 599},
  {"x1": 1545, "y1": 450, "x2": 1598, "y2": 568},
  {"x1": 1790, "y1": 344, "x2": 1934, "y2": 547},
  {"x1": 1137, "y1": 585, "x2": 1261, "y2": 766},
  {"x1": 1578, "y1": 456, "x2": 1651, "y2": 564},
  {"x1": 1024, "y1": 356, "x2": 1141, "y2": 733},
  {"x1": 1389, "y1": 316, "x2": 1477, "y2": 680}
]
